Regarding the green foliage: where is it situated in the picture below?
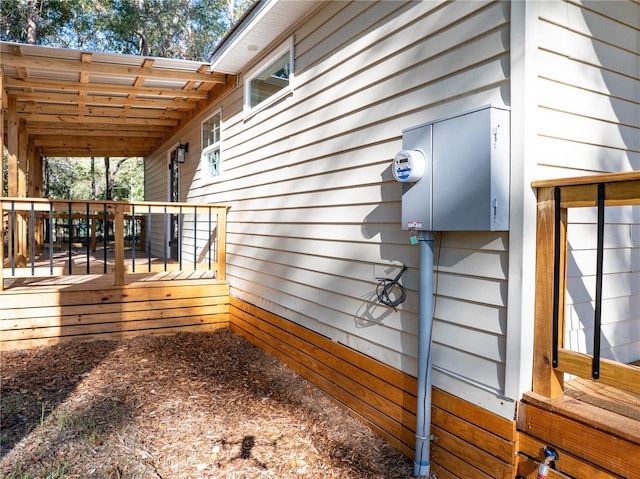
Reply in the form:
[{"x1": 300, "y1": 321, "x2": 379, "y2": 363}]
[
  {"x1": 0, "y1": 0, "x2": 253, "y2": 60},
  {"x1": 44, "y1": 157, "x2": 144, "y2": 201},
  {"x1": 0, "y1": 0, "x2": 75, "y2": 46}
]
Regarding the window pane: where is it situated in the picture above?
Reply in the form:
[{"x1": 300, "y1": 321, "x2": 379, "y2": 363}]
[
  {"x1": 202, "y1": 113, "x2": 221, "y2": 148},
  {"x1": 207, "y1": 149, "x2": 220, "y2": 177},
  {"x1": 250, "y1": 51, "x2": 290, "y2": 108}
]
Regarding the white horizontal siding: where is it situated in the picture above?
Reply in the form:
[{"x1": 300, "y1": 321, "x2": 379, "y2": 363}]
[
  {"x1": 147, "y1": 0, "x2": 515, "y2": 415},
  {"x1": 536, "y1": 1, "x2": 640, "y2": 175},
  {"x1": 535, "y1": 1, "x2": 640, "y2": 365},
  {"x1": 238, "y1": 1, "x2": 507, "y2": 398},
  {"x1": 566, "y1": 219, "x2": 640, "y2": 363},
  {"x1": 144, "y1": 155, "x2": 169, "y2": 257}
]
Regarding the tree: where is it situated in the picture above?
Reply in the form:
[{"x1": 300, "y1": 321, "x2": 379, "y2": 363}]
[
  {"x1": 44, "y1": 157, "x2": 144, "y2": 201},
  {"x1": 1, "y1": 0, "x2": 252, "y2": 60},
  {"x1": 0, "y1": 0, "x2": 75, "y2": 46}
]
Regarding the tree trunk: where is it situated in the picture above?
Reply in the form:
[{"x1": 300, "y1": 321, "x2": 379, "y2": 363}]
[
  {"x1": 27, "y1": 0, "x2": 38, "y2": 44},
  {"x1": 105, "y1": 157, "x2": 111, "y2": 201}
]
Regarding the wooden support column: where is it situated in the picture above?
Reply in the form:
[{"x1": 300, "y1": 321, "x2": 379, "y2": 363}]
[
  {"x1": 216, "y1": 207, "x2": 229, "y2": 281},
  {"x1": 31, "y1": 150, "x2": 44, "y2": 255},
  {"x1": 0, "y1": 70, "x2": 4, "y2": 199},
  {"x1": 7, "y1": 96, "x2": 18, "y2": 197},
  {"x1": 6, "y1": 96, "x2": 18, "y2": 268},
  {"x1": 16, "y1": 119, "x2": 28, "y2": 257},
  {"x1": 1, "y1": 72, "x2": 4, "y2": 291},
  {"x1": 18, "y1": 119, "x2": 27, "y2": 197},
  {"x1": 532, "y1": 186, "x2": 566, "y2": 398},
  {"x1": 0, "y1": 200, "x2": 4, "y2": 291}
]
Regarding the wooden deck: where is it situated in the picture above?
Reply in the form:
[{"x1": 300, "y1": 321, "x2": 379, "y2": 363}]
[
  {"x1": 0, "y1": 270, "x2": 230, "y2": 351},
  {"x1": 566, "y1": 373, "x2": 640, "y2": 422},
  {"x1": 3, "y1": 246, "x2": 208, "y2": 278},
  {"x1": 517, "y1": 374, "x2": 640, "y2": 478}
]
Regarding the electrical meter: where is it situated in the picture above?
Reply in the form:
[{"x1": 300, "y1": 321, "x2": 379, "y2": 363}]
[{"x1": 393, "y1": 149, "x2": 426, "y2": 182}]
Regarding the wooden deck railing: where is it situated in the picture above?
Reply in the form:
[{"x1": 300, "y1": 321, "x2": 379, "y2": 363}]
[
  {"x1": 1, "y1": 197, "x2": 229, "y2": 290},
  {"x1": 532, "y1": 171, "x2": 640, "y2": 398}
]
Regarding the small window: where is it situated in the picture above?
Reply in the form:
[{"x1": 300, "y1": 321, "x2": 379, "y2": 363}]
[
  {"x1": 201, "y1": 110, "x2": 221, "y2": 178},
  {"x1": 245, "y1": 38, "x2": 294, "y2": 114}
]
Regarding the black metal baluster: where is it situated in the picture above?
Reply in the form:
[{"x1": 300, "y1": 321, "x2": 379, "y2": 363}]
[
  {"x1": 103, "y1": 204, "x2": 108, "y2": 273},
  {"x1": 163, "y1": 205, "x2": 167, "y2": 272},
  {"x1": 131, "y1": 205, "x2": 136, "y2": 273},
  {"x1": 193, "y1": 206, "x2": 197, "y2": 271},
  {"x1": 593, "y1": 184, "x2": 606, "y2": 379},
  {"x1": 208, "y1": 207, "x2": 212, "y2": 270},
  {"x1": 10, "y1": 201, "x2": 16, "y2": 274},
  {"x1": 86, "y1": 203, "x2": 90, "y2": 274},
  {"x1": 552, "y1": 187, "x2": 561, "y2": 368},
  {"x1": 178, "y1": 205, "x2": 183, "y2": 271},
  {"x1": 68, "y1": 202, "x2": 73, "y2": 275},
  {"x1": 30, "y1": 202, "x2": 35, "y2": 276},
  {"x1": 147, "y1": 205, "x2": 152, "y2": 272},
  {"x1": 49, "y1": 202, "x2": 54, "y2": 275}
]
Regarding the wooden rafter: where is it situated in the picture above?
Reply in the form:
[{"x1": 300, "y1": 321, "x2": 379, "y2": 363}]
[{"x1": 1, "y1": 41, "x2": 234, "y2": 158}]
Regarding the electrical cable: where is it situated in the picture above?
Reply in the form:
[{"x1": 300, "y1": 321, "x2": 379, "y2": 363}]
[{"x1": 376, "y1": 265, "x2": 408, "y2": 312}]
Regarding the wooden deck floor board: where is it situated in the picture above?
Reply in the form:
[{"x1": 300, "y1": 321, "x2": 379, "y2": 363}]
[{"x1": 565, "y1": 374, "x2": 640, "y2": 422}]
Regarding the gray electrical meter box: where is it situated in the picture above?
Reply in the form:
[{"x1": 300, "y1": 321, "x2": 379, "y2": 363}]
[{"x1": 398, "y1": 105, "x2": 510, "y2": 231}]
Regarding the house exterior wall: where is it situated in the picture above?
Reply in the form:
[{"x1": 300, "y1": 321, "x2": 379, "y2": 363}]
[
  {"x1": 147, "y1": 0, "x2": 517, "y2": 418},
  {"x1": 532, "y1": 1, "x2": 640, "y2": 364},
  {"x1": 144, "y1": 149, "x2": 170, "y2": 258},
  {"x1": 144, "y1": 0, "x2": 640, "y2": 422}
]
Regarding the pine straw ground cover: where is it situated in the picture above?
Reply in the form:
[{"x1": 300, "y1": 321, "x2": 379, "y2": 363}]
[{"x1": 1, "y1": 330, "x2": 413, "y2": 478}]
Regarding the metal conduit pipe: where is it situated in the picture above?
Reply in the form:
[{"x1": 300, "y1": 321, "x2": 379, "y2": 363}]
[{"x1": 414, "y1": 231, "x2": 435, "y2": 477}]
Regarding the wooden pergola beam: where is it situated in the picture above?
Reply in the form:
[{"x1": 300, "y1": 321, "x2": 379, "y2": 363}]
[
  {"x1": 4, "y1": 77, "x2": 211, "y2": 99},
  {"x1": 33, "y1": 135, "x2": 159, "y2": 150},
  {"x1": 10, "y1": 91, "x2": 200, "y2": 109},
  {"x1": 16, "y1": 113, "x2": 178, "y2": 126},
  {"x1": 2, "y1": 41, "x2": 235, "y2": 159},
  {"x1": 29, "y1": 128, "x2": 166, "y2": 138},
  {"x1": 2, "y1": 53, "x2": 227, "y2": 83},
  {"x1": 17, "y1": 103, "x2": 189, "y2": 120}
]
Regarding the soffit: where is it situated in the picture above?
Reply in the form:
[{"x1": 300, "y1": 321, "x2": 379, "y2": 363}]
[
  {"x1": 210, "y1": 0, "x2": 323, "y2": 74},
  {"x1": 1, "y1": 41, "x2": 234, "y2": 158}
]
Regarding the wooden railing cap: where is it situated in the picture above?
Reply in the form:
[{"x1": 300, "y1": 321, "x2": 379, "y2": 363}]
[{"x1": 532, "y1": 170, "x2": 640, "y2": 189}]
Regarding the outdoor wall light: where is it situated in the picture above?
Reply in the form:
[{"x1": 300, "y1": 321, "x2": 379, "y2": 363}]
[{"x1": 177, "y1": 143, "x2": 189, "y2": 163}]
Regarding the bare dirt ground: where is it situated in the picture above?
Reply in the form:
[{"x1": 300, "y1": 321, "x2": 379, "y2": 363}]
[{"x1": 1, "y1": 330, "x2": 413, "y2": 478}]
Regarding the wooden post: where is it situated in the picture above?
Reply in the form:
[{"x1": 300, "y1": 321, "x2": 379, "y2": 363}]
[
  {"x1": 0, "y1": 70, "x2": 3, "y2": 199},
  {"x1": 0, "y1": 73, "x2": 4, "y2": 291},
  {"x1": 216, "y1": 206, "x2": 229, "y2": 281},
  {"x1": 0, "y1": 201, "x2": 4, "y2": 292},
  {"x1": 32, "y1": 153, "x2": 44, "y2": 255},
  {"x1": 15, "y1": 119, "x2": 28, "y2": 259},
  {"x1": 114, "y1": 204, "x2": 125, "y2": 286},
  {"x1": 6, "y1": 97, "x2": 18, "y2": 198},
  {"x1": 6, "y1": 97, "x2": 18, "y2": 265},
  {"x1": 532, "y1": 186, "x2": 566, "y2": 398}
]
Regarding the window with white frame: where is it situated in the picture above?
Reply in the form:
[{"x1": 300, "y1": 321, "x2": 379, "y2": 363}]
[
  {"x1": 201, "y1": 110, "x2": 221, "y2": 178},
  {"x1": 244, "y1": 37, "x2": 294, "y2": 114}
]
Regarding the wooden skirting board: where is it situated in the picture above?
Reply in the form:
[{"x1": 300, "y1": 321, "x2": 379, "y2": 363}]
[
  {"x1": 517, "y1": 391, "x2": 640, "y2": 479},
  {"x1": 229, "y1": 296, "x2": 518, "y2": 478},
  {"x1": 0, "y1": 274, "x2": 230, "y2": 351}
]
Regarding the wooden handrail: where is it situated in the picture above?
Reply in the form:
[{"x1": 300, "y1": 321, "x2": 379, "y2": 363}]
[
  {"x1": 532, "y1": 173, "x2": 640, "y2": 398},
  {"x1": 1, "y1": 197, "x2": 230, "y2": 290}
]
